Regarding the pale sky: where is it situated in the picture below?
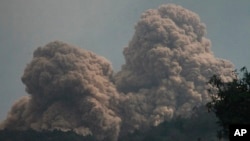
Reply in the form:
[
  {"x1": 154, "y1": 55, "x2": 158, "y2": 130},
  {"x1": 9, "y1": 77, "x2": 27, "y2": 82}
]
[{"x1": 0, "y1": 0, "x2": 249, "y2": 120}]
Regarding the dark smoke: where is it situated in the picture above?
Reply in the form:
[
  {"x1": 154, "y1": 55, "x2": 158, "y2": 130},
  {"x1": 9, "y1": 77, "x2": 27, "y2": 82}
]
[{"x1": 1, "y1": 4, "x2": 235, "y2": 141}]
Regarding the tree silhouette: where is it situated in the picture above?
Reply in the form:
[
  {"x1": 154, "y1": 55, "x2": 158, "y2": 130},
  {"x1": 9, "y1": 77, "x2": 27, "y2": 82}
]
[
  {"x1": 0, "y1": 128, "x2": 96, "y2": 141},
  {"x1": 207, "y1": 67, "x2": 250, "y2": 139}
]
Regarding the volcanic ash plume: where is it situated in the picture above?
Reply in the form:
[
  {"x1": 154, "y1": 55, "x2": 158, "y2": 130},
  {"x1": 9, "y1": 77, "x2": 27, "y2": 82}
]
[
  {"x1": 0, "y1": 41, "x2": 121, "y2": 141},
  {"x1": 0, "y1": 4, "x2": 237, "y2": 141},
  {"x1": 115, "y1": 4, "x2": 234, "y2": 132}
]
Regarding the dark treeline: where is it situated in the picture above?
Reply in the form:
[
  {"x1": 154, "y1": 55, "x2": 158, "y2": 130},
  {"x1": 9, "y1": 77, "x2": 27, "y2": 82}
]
[
  {"x1": 0, "y1": 128, "x2": 96, "y2": 141},
  {"x1": 118, "y1": 106, "x2": 219, "y2": 141},
  {"x1": 0, "y1": 106, "x2": 218, "y2": 141}
]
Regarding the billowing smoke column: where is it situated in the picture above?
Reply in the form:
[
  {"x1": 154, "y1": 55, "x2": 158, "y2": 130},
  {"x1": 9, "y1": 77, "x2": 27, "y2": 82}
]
[
  {"x1": 0, "y1": 41, "x2": 121, "y2": 141},
  {"x1": 115, "y1": 4, "x2": 234, "y2": 132},
  {"x1": 0, "y1": 4, "x2": 236, "y2": 141}
]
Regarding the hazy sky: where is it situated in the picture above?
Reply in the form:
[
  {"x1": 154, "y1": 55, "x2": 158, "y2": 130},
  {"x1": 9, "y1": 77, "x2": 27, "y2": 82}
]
[{"x1": 0, "y1": 0, "x2": 249, "y2": 120}]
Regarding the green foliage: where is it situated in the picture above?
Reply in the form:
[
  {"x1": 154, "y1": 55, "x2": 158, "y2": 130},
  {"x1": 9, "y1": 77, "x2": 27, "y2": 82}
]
[
  {"x1": 0, "y1": 128, "x2": 96, "y2": 141},
  {"x1": 207, "y1": 67, "x2": 250, "y2": 138}
]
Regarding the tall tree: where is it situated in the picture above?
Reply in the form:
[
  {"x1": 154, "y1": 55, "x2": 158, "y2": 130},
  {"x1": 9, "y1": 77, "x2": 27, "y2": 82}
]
[{"x1": 207, "y1": 67, "x2": 250, "y2": 138}]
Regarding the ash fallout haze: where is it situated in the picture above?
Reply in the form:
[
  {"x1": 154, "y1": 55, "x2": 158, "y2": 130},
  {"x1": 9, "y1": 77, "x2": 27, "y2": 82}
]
[{"x1": 0, "y1": 0, "x2": 250, "y2": 140}]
